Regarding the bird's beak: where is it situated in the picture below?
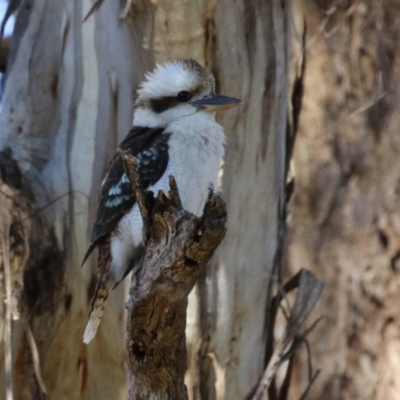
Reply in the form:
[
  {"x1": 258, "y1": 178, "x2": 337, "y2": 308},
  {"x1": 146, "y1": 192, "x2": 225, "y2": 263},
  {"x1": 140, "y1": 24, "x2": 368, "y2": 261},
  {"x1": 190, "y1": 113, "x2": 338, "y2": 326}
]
[{"x1": 190, "y1": 93, "x2": 241, "y2": 112}]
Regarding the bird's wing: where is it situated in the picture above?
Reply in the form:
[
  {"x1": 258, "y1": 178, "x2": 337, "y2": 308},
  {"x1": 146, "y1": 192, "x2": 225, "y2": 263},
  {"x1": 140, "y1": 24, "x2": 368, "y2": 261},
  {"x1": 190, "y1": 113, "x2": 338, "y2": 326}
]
[{"x1": 82, "y1": 126, "x2": 170, "y2": 265}]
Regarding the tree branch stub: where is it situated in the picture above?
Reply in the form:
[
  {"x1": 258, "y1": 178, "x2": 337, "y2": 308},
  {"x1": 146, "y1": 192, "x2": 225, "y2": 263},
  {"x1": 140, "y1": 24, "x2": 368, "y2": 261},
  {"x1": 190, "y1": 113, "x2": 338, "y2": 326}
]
[{"x1": 122, "y1": 152, "x2": 227, "y2": 400}]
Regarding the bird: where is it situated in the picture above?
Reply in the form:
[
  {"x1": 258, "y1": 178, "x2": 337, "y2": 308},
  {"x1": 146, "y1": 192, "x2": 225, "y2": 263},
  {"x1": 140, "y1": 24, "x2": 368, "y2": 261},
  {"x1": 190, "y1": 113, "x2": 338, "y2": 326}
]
[{"x1": 82, "y1": 58, "x2": 240, "y2": 343}]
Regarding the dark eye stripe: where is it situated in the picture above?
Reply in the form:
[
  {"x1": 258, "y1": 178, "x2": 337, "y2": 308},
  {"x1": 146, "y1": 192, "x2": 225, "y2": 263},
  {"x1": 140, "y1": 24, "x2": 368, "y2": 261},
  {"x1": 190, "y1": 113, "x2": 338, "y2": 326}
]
[
  {"x1": 148, "y1": 84, "x2": 207, "y2": 114},
  {"x1": 150, "y1": 97, "x2": 179, "y2": 113}
]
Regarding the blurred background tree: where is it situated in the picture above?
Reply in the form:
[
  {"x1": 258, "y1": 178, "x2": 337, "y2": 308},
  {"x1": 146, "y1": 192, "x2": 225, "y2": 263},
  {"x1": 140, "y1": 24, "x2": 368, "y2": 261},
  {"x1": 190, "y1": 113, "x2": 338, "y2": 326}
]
[
  {"x1": 0, "y1": 0, "x2": 399, "y2": 399},
  {"x1": 288, "y1": 1, "x2": 400, "y2": 399}
]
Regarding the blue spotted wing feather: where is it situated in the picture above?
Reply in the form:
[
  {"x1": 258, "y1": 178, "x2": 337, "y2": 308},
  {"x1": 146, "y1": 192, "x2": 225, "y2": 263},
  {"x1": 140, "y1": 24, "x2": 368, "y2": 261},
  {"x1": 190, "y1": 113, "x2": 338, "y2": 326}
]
[{"x1": 82, "y1": 126, "x2": 170, "y2": 265}]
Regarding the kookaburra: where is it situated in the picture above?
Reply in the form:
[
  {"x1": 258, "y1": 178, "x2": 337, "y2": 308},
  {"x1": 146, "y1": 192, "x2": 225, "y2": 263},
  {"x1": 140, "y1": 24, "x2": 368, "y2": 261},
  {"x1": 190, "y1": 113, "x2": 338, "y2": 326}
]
[{"x1": 82, "y1": 59, "x2": 240, "y2": 343}]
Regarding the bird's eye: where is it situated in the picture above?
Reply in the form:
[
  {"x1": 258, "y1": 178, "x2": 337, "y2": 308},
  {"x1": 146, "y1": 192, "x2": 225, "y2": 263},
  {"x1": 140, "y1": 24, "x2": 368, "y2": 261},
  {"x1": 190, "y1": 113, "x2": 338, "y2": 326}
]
[{"x1": 176, "y1": 91, "x2": 192, "y2": 102}]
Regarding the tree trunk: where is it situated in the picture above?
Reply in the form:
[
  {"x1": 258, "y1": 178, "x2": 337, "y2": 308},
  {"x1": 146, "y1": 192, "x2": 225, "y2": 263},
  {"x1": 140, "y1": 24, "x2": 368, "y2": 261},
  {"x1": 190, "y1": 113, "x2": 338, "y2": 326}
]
[
  {"x1": 187, "y1": 1, "x2": 290, "y2": 399},
  {"x1": 0, "y1": 0, "x2": 290, "y2": 399},
  {"x1": 288, "y1": 1, "x2": 400, "y2": 399},
  {"x1": 0, "y1": 1, "x2": 152, "y2": 398}
]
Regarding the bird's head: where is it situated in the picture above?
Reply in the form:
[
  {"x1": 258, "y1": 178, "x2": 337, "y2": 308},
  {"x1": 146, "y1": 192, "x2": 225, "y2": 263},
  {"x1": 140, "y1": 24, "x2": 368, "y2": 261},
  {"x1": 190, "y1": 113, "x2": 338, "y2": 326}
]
[{"x1": 133, "y1": 59, "x2": 240, "y2": 127}]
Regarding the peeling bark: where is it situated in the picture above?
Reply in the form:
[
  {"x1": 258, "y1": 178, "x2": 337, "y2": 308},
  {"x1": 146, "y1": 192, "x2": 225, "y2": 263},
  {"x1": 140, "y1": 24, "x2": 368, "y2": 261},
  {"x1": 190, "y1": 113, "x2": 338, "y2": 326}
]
[
  {"x1": 0, "y1": 0, "x2": 291, "y2": 398},
  {"x1": 0, "y1": 0, "x2": 152, "y2": 399}
]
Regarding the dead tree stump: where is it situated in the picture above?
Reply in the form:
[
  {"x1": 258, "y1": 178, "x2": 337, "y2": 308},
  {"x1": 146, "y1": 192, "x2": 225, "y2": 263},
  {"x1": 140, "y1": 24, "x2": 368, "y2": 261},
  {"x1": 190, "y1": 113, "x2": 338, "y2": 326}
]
[{"x1": 122, "y1": 152, "x2": 227, "y2": 400}]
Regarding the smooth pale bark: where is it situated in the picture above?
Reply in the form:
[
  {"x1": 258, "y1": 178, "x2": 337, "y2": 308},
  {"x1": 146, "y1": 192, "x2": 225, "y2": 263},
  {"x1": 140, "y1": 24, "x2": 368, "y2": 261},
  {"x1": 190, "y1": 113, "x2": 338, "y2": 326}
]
[
  {"x1": 0, "y1": 0, "x2": 152, "y2": 398},
  {"x1": 191, "y1": 1, "x2": 289, "y2": 399},
  {"x1": 0, "y1": 0, "x2": 290, "y2": 399},
  {"x1": 288, "y1": 1, "x2": 400, "y2": 399},
  {"x1": 150, "y1": 2, "x2": 290, "y2": 399},
  {"x1": 151, "y1": 0, "x2": 214, "y2": 65}
]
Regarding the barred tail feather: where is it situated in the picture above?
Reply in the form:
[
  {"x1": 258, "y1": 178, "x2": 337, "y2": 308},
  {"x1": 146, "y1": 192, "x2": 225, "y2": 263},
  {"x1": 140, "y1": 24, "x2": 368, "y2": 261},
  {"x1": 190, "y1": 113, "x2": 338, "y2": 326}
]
[
  {"x1": 83, "y1": 236, "x2": 112, "y2": 344},
  {"x1": 83, "y1": 285, "x2": 109, "y2": 343}
]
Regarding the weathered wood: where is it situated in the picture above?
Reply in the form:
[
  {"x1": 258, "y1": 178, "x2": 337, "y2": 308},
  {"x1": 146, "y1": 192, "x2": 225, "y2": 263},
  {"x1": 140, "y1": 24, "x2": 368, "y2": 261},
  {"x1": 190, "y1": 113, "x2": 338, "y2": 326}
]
[{"x1": 122, "y1": 159, "x2": 227, "y2": 399}]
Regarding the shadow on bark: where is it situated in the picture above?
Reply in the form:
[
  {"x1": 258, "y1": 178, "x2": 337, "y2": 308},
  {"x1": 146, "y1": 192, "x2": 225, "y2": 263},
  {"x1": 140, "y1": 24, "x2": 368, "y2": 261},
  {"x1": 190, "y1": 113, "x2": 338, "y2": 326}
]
[{"x1": 0, "y1": 148, "x2": 64, "y2": 399}]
